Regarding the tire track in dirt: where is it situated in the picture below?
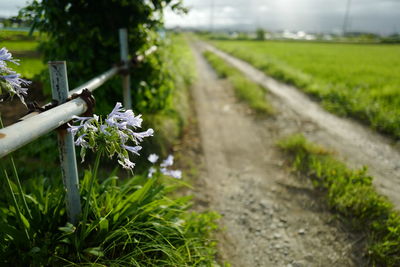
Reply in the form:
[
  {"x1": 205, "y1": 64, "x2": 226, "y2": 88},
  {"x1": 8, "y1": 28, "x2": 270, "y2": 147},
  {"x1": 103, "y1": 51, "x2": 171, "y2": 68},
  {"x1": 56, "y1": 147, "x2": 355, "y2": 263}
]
[
  {"x1": 190, "y1": 41, "x2": 365, "y2": 266},
  {"x1": 202, "y1": 42, "x2": 400, "y2": 211}
]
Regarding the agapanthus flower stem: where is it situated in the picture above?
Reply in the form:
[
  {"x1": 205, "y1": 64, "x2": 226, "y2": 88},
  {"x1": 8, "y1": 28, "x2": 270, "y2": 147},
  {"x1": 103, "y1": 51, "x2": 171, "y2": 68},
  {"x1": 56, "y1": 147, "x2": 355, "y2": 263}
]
[
  {"x1": 2, "y1": 166, "x2": 30, "y2": 241},
  {"x1": 0, "y1": 116, "x2": 32, "y2": 219},
  {"x1": 10, "y1": 156, "x2": 33, "y2": 220},
  {"x1": 81, "y1": 150, "x2": 102, "y2": 238}
]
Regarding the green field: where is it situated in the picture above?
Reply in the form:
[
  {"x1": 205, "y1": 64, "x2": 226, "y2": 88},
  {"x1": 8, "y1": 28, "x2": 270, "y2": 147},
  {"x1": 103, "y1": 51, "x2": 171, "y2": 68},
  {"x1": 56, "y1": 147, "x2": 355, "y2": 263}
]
[
  {"x1": 0, "y1": 30, "x2": 44, "y2": 79},
  {"x1": 1, "y1": 40, "x2": 39, "y2": 51},
  {"x1": 0, "y1": 29, "x2": 40, "y2": 41},
  {"x1": 212, "y1": 40, "x2": 400, "y2": 139}
]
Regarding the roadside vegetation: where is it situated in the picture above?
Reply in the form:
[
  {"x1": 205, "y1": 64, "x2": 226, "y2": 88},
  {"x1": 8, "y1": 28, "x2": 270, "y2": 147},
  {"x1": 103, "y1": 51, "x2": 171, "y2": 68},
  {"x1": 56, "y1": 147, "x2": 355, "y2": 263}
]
[
  {"x1": 203, "y1": 50, "x2": 274, "y2": 115},
  {"x1": 0, "y1": 1, "x2": 220, "y2": 265},
  {"x1": 212, "y1": 40, "x2": 400, "y2": 139},
  {"x1": 2, "y1": 31, "x2": 197, "y2": 179},
  {"x1": 278, "y1": 134, "x2": 400, "y2": 266},
  {"x1": 0, "y1": 151, "x2": 219, "y2": 265},
  {"x1": 0, "y1": 31, "x2": 220, "y2": 265},
  {"x1": 141, "y1": 34, "x2": 196, "y2": 159}
]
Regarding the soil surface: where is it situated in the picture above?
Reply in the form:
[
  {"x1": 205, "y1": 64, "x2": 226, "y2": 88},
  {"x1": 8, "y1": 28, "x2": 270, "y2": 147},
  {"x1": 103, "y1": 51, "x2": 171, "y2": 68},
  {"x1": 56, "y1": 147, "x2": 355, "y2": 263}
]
[
  {"x1": 203, "y1": 42, "x2": 400, "y2": 211},
  {"x1": 0, "y1": 81, "x2": 47, "y2": 126},
  {"x1": 189, "y1": 41, "x2": 367, "y2": 267}
]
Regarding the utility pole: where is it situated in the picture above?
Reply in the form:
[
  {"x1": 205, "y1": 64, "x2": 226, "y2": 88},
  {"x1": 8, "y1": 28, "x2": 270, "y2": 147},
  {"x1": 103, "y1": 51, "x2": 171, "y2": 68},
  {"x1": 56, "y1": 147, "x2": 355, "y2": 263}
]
[
  {"x1": 209, "y1": 0, "x2": 215, "y2": 32},
  {"x1": 342, "y1": 0, "x2": 352, "y2": 36}
]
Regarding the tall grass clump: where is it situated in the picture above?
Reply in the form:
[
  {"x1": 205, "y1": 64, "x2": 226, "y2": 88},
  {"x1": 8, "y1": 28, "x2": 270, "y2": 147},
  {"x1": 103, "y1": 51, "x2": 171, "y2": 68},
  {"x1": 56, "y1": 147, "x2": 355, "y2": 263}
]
[
  {"x1": 203, "y1": 50, "x2": 274, "y2": 115},
  {"x1": 0, "y1": 170, "x2": 219, "y2": 266},
  {"x1": 0, "y1": 62, "x2": 219, "y2": 266},
  {"x1": 278, "y1": 134, "x2": 400, "y2": 266}
]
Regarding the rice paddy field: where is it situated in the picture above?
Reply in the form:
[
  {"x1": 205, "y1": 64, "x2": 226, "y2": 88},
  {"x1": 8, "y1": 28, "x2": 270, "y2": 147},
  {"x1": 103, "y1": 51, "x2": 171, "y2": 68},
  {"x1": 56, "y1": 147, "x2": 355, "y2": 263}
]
[
  {"x1": 211, "y1": 40, "x2": 400, "y2": 139},
  {"x1": 0, "y1": 30, "x2": 45, "y2": 79}
]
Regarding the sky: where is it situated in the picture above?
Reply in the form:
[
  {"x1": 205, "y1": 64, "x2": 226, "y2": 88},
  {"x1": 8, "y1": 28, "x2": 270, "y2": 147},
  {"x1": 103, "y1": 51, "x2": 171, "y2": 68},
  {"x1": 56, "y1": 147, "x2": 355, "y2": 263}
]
[
  {"x1": 165, "y1": 0, "x2": 400, "y2": 35},
  {"x1": 1, "y1": 0, "x2": 399, "y2": 35},
  {"x1": 0, "y1": 0, "x2": 28, "y2": 17}
]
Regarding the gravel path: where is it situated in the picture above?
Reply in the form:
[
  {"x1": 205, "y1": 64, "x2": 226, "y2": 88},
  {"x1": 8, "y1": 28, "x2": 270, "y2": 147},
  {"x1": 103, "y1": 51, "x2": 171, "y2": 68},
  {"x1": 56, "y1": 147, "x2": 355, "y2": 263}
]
[
  {"x1": 189, "y1": 41, "x2": 366, "y2": 267},
  {"x1": 203, "y1": 42, "x2": 400, "y2": 210}
]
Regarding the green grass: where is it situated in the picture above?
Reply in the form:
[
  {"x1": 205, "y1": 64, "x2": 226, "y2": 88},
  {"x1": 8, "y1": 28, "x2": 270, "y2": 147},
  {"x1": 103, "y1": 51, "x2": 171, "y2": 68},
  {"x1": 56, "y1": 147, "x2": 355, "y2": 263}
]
[
  {"x1": 0, "y1": 30, "x2": 40, "y2": 41},
  {"x1": 278, "y1": 134, "x2": 400, "y2": 266},
  {"x1": 1, "y1": 41, "x2": 39, "y2": 52},
  {"x1": 10, "y1": 57, "x2": 45, "y2": 79},
  {"x1": 203, "y1": 50, "x2": 274, "y2": 115},
  {"x1": 1, "y1": 31, "x2": 44, "y2": 79},
  {"x1": 212, "y1": 40, "x2": 400, "y2": 139},
  {"x1": 0, "y1": 165, "x2": 219, "y2": 266}
]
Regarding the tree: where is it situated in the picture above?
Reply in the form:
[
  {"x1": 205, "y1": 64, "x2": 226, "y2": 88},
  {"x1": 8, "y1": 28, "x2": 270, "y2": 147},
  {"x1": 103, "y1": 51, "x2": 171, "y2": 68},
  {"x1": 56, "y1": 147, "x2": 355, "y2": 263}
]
[
  {"x1": 19, "y1": 0, "x2": 186, "y2": 113},
  {"x1": 256, "y1": 28, "x2": 265, "y2": 41}
]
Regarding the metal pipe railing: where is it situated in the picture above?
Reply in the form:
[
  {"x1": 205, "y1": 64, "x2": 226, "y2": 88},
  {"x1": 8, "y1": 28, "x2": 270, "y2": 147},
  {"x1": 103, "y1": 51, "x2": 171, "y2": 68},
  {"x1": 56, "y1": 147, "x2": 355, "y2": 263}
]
[
  {"x1": 69, "y1": 66, "x2": 119, "y2": 96},
  {"x1": 0, "y1": 28, "x2": 160, "y2": 225},
  {"x1": 0, "y1": 64, "x2": 121, "y2": 158},
  {"x1": 0, "y1": 97, "x2": 87, "y2": 158},
  {"x1": 0, "y1": 33, "x2": 157, "y2": 160}
]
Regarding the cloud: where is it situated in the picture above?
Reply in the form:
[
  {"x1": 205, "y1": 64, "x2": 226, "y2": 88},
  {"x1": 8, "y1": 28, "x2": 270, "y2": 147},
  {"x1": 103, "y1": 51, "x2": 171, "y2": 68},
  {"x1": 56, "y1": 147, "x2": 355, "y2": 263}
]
[
  {"x1": 165, "y1": 0, "x2": 400, "y2": 34},
  {"x1": 1, "y1": 0, "x2": 398, "y2": 34},
  {"x1": 0, "y1": 0, "x2": 29, "y2": 17}
]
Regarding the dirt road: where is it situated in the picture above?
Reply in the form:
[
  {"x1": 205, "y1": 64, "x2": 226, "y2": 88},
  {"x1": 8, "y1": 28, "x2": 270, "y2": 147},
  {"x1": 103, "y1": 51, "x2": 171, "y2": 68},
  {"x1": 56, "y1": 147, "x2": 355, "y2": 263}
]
[
  {"x1": 189, "y1": 41, "x2": 366, "y2": 266},
  {"x1": 202, "y1": 42, "x2": 400, "y2": 211}
]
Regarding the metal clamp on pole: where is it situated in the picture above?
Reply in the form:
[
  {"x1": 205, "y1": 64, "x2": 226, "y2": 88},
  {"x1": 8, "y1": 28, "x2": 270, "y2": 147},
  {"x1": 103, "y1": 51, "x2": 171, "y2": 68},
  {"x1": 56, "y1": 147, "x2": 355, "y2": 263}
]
[
  {"x1": 49, "y1": 61, "x2": 82, "y2": 225},
  {"x1": 119, "y1": 28, "x2": 132, "y2": 109},
  {"x1": 69, "y1": 88, "x2": 96, "y2": 117}
]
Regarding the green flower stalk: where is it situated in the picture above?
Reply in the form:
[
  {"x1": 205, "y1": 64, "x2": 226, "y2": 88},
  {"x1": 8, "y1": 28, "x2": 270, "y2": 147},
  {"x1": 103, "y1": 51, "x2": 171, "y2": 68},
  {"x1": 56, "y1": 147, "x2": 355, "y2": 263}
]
[{"x1": 69, "y1": 103, "x2": 154, "y2": 236}]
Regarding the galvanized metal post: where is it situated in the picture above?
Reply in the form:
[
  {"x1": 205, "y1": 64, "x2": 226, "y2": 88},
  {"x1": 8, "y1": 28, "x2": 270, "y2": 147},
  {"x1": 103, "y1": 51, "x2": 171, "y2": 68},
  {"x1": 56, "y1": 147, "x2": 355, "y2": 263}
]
[
  {"x1": 119, "y1": 28, "x2": 132, "y2": 109},
  {"x1": 49, "y1": 61, "x2": 81, "y2": 225}
]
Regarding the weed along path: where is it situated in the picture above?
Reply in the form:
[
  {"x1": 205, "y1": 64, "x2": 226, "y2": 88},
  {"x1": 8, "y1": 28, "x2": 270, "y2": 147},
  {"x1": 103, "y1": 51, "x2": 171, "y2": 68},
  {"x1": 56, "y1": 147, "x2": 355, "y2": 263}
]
[
  {"x1": 189, "y1": 41, "x2": 365, "y2": 266},
  {"x1": 201, "y1": 42, "x2": 400, "y2": 211}
]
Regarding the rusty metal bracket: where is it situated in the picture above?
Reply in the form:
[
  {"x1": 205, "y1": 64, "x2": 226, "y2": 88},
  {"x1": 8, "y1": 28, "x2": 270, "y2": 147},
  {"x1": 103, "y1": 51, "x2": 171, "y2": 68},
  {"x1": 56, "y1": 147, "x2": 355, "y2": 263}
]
[
  {"x1": 118, "y1": 65, "x2": 130, "y2": 76},
  {"x1": 25, "y1": 88, "x2": 95, "y2": 120},
  {"x1": 55, "y1": 88, "x2": 95, "y2": 130},
  {"x1": 129, "y1": 56, "x2": 140, "y2": 68},
  {"x1": 116, "y1": 57, "x2": 137, "y2": 76},
  {"x1": 27, "y1": 99, "x2": 59, "y2": 114},
  {"x1": 115, "y1": 45, "x2": 158, "y2": 76},
  {"x1": 69, "y1": 88, "x2": 96, "y2": 117}
]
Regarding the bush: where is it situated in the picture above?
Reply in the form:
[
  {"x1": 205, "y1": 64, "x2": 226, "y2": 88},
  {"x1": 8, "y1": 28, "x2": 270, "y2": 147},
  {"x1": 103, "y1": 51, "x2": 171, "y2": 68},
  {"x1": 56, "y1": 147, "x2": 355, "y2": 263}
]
[{"x1": 19, "y1": 0, "x2": 187, "y2": 114}]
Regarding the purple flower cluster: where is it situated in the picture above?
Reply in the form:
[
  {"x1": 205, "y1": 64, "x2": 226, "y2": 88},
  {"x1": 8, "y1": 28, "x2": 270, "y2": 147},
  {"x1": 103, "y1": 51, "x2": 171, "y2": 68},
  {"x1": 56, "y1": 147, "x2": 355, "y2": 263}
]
[
  {"x1": 147, "y1": 154, "x2": 182, "y2": 179},
  {"x1": 105, "y1": 102, "x2": 154, "y2": 144},
  {"x1": 0, "y1": 47, "x2": 30, "y2": 105},
  {"x1": 68, "y1": 103, "x2": 154, "y2": 170},
  {"x1": 0, "y1": 47, "x2": 19, "y2": 67}
]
